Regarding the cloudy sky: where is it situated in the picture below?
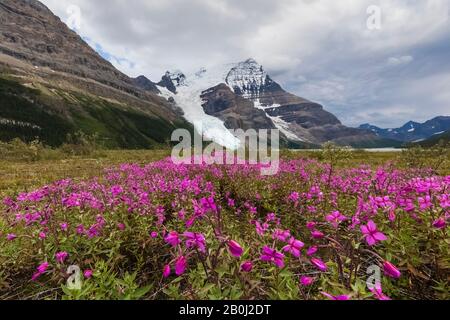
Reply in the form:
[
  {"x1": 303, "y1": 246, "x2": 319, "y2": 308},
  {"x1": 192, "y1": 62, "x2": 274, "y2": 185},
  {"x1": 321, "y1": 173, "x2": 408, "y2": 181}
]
[{"x1": 40, "y1": 0, "x2": 450, "y2": 128}]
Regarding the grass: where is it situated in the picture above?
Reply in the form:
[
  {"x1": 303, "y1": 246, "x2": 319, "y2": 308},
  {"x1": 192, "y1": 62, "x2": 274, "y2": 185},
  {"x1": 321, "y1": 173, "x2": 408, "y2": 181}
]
[
  {"x1": 0, "y1": 150, "x2": 170, "y2": 198},
  {"x1": 1, "y1": 149, "x2": 448, "y2": 200}
]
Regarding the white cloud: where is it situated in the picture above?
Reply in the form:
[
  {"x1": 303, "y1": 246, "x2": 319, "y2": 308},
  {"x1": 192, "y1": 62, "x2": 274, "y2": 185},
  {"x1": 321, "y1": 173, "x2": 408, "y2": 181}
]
[{"x1": 387, "y1": 55, "x2": 414, "y2": 66}]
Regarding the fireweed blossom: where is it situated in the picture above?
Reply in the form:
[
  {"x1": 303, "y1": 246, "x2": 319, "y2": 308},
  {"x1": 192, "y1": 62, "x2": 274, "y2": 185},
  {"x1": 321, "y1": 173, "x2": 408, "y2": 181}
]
[
  {"x1": 272, "y1": 229, "x2": 291, "y2": 242},
  {"x1": 241, "y1": 261, "x2": 253, "y2": 272},
  {"x1": 165, "y1": 231, "x2": 181, "y2": 247},
  {"x1": 260, "y1": 246, "x2": 285, "y2": 268},
  {"x1": 150, "y1": 231, "x2": 158, "y2": 238},
  {"x1": 321, "y1": 292, "x2": 350, "y2": 300},
  {"x1": 326, "y1": 211, "x2": 347, "y2": 228},
  {"x1": 228, "y1": 240, "x2": 244, "y2": 257},
  {"x1": 370, "y1": 284, "x2": 391, "y2": 301},
  {"x1": 432, "y1": 218, "x2": 446, "y2": 229},
  {"x1": 6, "y1": 234, "x2": 17, "y2": 241},
  {"x1": 183, "y1": 232, "x2": 206, "y2": 253},
  {"x1": 383, "y1": 261, "x2": 401, "y2": 279},
  {"x1": 163, "y1": 265, "x2": 171, "y2": 278},
  {"x1": 311, "y1": 230, "x2": 325, "y2": 239},
  {"x1": 55, "y1": 251, "x2": 68, "y2": 264},
  {"x1": 282, "y1": 237, "x2": 304, "y2": 258},
  {"x1": 300, "y1": 276, "x2": 315, "y2": 286},
  {"x1": 84, "y1": 269, "x2": 93, "y2": 279},
  {"x1": 307, "y1": 246, "x2": 318, "y2": 256},
  {"x1": 175, "y1": 256, "x2": 187, "y2": 276},
  {"x1": 360, "y1": 220, "x2": 387, "y2": 246},
  {"x1": 32, "y1": 262, "x2": 49, "y2": 281},
  {"x1": 311, "y1": 258, "x2": 328, "y2": 272}
]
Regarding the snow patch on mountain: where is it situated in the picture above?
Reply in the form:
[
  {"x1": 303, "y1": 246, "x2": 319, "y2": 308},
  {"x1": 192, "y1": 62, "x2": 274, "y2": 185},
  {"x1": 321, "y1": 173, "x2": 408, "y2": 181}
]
[
  {"x1": 157, "y1": 65, "x2": 240, "y2": 150},
  {"x1": 226, "y1": 58, "x2": 268, "y2": 99},
  {"x1": 254, "y1": 100, "x2": 303, "y2": 142}
]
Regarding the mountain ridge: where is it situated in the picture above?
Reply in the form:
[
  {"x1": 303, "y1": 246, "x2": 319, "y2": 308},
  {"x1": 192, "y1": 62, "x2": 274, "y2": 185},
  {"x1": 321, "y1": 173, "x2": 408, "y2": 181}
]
[
  {"x1": 360, "y1": 116, "x2": 450, "y2": 142},
  {"x1": 0, "y1": 0, "x2": 192, "y2": 148}
]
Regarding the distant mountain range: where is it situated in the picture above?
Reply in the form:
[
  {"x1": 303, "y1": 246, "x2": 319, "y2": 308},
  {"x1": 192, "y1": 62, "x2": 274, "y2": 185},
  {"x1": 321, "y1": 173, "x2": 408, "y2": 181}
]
[{"x1": 359, "y1": 116, "x2": 450, "y2": 143}]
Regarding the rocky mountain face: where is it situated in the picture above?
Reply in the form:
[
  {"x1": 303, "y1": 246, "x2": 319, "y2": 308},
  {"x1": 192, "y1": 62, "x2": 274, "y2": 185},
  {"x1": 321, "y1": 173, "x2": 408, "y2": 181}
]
[
  {"x1": 157, "y1": 59, "x2": 391, "y2": 147},
  {"x1": 0, "y1": 0, "x2": 191, "y2": 148},
  {"x1": 201, "y1": 84, "x2": 276, "y2": 131},
  {"x1": 131, "y1": 76, "x2": 159, "y2": 94},
  {"x1": 157, "y1": 71, "x2": 186, "y2": 94},
  {"x1": 360, "y1": 116, "x2": 450, "y2": 142}
]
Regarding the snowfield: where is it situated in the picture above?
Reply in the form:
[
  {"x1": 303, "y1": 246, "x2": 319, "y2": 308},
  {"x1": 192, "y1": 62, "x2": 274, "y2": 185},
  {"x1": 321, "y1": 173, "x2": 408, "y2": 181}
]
[{"x1": 157, "y1": 64, "x2": 241, "y2": 150}]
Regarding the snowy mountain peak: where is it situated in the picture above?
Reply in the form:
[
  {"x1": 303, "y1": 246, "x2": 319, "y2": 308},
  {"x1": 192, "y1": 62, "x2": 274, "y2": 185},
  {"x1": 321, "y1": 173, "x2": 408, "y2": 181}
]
[
  {"x1": 226, "y1": 58, "x2": 269, "y2": 99},
  {"x1": 165, "y1": 70, "x2": 186, "y2": 86}
]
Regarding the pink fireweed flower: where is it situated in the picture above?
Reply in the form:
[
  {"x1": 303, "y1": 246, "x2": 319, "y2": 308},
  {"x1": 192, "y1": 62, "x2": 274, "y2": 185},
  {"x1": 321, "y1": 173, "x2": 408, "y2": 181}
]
[
  {"x1": 300, "y1": 276, "x2": 315, "y2": 287},
  {"x1": 326, "y1": 211, "x2": 347, "y2": 228},
  {"x1": 84, "y1": 269, "x2": 93, "y2": 279},
  {"x1": 240, "y1": 261, "x2": 253, "y2": 272},
  {"x1": 6, "y1": 234, "x2": 17, "y2": 241},
  {"x1": 60, "y1": 223, "x2": 68, "y2": 231},
  {"x1": 311, "y1": 258, "x2": 328, "y2": 272},
  {"x1": 306, "y1": 221, "x2": 317, "y2": 230},
  {"x1": 370, "y1": 284, "x2": 391, "y2": 301},
  {"x1": 260, "y1": 246, "x2": 285, "y2": 268},
  {"x1": 288, "y1": 192, "x2": 300, "y2": 203},
  {"x1": 165, "y1": 231, "x2": 181, "y2": 247},
  {"x1": 117, "y1": 223, "x2": 126, "y2": 231},
  {"x1": 311, "y1": 230, "x2": 324, "y2": 239},
  {"x1": 55, "y1": 251, "x2": 68, "y2": 264},
  {"x1": 272, "y1": 229, "x2": 291, "y2": 242},
  {"x1": 32, "y1": 262, "x2": 49, "y2": 281},
  {"x1": 38, "y1": 232, "x2": 46, "y2": 239},
  {"x1": 150, "y1": 231, "x2": 158, "y2": 238},
  {"x1": 432, "y1": 218, "x2": 446, "y2": 229},
  {"x1": 87, "y1": 225, "x2": 100, "y2": 238},
  {"x1": 418, "y1": 196, "x2": 433, "y2": 211},
  {"x1": 307, "y1": 246, "x2": 318, "y2": 256},
  {"x1": 110, "y1": 185, "x2": 123, "y2": 196},
  {"x1": 282, "y1": 237, "x2": 304, "y2": 258},
  {"x1": 183, "y1": 232, "x2": 206, "y2": 253},
  {"x1": 383, "y1": 261, "x2": 401, "y2": 279},
  {"x1": 163, "y1": 265, "x2": 171, "y2": 278},
  {"x1": 175, "y1": 256, "x2": 187, "y2": 276},
  {"x1": 255, "y1": 221, "x2": 269, "y2": 236},
  {"x1": 321, "y1": 292, "x2": 349, "y2": 300},
  {"x1": 76, "y1": 224, "x2": 85, "y2": 235},
  {"x1": 228, "y1": 240, "x2": 244, "y2": 257},
  {"x1": 360, "y1": 220, "x2": 387, "y2": 246}
]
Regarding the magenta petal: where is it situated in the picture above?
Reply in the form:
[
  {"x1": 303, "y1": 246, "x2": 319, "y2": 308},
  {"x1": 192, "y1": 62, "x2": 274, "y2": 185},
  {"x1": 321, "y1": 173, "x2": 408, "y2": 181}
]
[
  {"x1": 373, "y1": 232, "x2": 387, "y2": 241},
  {"x1": 274, "y1": 259, "x2": 285, "y2": 268},
  {"x1": 367, "y1": 220, "x2": 377, "y2": 233},
  {"x1": 366, "y1": 235, "x2": 376, "y2": 246},
  {"x1": 360, "y1": 225, "x2": 369, "y2": 234}
]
